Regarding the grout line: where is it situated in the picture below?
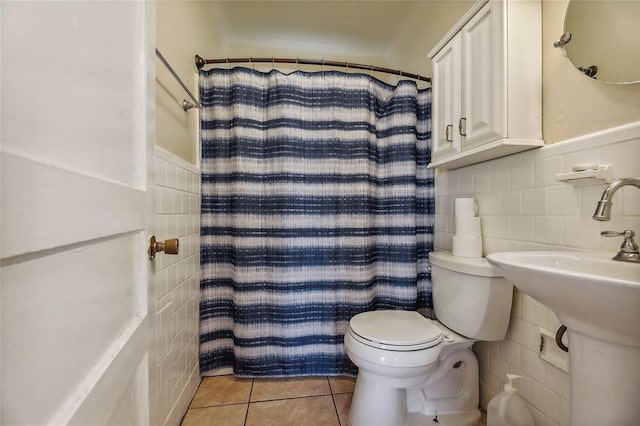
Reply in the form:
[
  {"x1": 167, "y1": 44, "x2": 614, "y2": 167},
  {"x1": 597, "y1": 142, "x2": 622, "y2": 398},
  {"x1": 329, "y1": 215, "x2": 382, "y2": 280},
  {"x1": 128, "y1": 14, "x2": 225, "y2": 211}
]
[
  {"x1": 329, "y1": 378, "x2": 343, "y2": 426},
  {"x1": 328, "y1": 375, "x2": 348, "y2": 425},
  {"x1": 178, "y1": 377, "x2": 204, "y2": 425},
  {"x1": 244, "y1": 378, "x2": 254, "y2": 426},
  {"x1": 188, "y1": 402, "x2": 248, "y2": 411},
  {"x1": 249, "y1": 393, "x2": 333, "y2": 404},
  {"x1": 327, "y1": 376, "x2": 335, "y2": 394},
  {"x1": 331, "y1": 393, "x2": 342, "y2": 425},
  {"x1": 248, "y1": 378, "x2": 255, "y2": 402}
]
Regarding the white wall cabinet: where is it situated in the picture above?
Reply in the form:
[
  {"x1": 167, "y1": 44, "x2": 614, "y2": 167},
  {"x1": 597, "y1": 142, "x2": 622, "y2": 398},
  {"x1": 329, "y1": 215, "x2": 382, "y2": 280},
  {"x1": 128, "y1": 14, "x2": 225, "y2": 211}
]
[{"x1": 428, "y1": 0, "x2": 544, "y2": 170}]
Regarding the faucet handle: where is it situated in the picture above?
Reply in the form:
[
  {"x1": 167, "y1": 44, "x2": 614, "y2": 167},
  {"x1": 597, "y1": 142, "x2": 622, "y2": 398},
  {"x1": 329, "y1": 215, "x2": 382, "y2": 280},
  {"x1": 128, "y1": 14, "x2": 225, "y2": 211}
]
[
  {"x1": 600, "y1": 230, "x2": 635, "y2": 238},
  {"x1": 601, "y1": 230, "x2": 640, "y2": 263}
]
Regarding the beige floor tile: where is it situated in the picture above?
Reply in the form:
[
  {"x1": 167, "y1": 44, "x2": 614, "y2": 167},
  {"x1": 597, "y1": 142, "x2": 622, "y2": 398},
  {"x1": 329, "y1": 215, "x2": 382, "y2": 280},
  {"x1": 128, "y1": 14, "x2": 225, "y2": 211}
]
[
  {"x1": 251, "y1": 377, "x2": 331, "y2": 401},
  {"x1": 246, "y1": 395, "x2": 340, "y2": 426},
  {"x1": 190, "y1": 375, "x2": 253, "y2": 408},
  {"x1": 181, "y1": 404, "x2": 247, "y2": 426},
  {"x1": 329, "y1": 376, "x2": 356, "y2": 394},
  {"x1": 333, "y1": 393, "x2": 352, "y2": 426}
]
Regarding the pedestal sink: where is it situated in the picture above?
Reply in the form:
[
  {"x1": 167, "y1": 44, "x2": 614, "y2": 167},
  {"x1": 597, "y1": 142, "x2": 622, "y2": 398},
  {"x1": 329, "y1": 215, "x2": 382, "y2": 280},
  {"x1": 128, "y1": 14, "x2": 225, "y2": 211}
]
[{"x1": 486, "y1": 251, "x2": 640, "y2": 426}]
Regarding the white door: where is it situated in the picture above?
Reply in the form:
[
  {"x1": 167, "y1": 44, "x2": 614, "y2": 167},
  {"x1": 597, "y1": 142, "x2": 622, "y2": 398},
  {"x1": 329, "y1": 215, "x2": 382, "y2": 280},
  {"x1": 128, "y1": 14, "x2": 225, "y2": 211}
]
[{"x1": 1, "y1": 1, "x2": 155, "y2": 425}]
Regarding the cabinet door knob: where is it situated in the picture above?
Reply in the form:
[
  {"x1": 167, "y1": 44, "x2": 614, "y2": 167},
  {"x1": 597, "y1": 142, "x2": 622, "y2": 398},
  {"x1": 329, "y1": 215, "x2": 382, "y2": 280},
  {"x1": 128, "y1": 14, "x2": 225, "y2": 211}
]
[
  {"x1": 148, "y1": 236, "x2": 180, "y2": 260},
  {"x1": 459, "y1": 117, "x2": 467, "y2": 137},
  {"x1": 445, "y1": 124, "x2": 453, "y2": 142}
]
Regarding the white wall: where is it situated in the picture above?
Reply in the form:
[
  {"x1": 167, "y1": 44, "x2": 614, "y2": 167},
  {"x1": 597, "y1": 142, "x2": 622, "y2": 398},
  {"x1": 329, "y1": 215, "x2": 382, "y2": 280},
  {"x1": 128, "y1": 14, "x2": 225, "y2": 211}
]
[
  {"x1": 434, "y1": 122, "x2": 640, "y2": 425},
  {"x1": 149, "y1": 148, "x2": 201, "y2": 426},
  {"x1": 386, "y1": 1, "x2": 474, "y2": 79},
  {"x1": 153, "y1": 4, "x2": 216, "y2": 423},
  {"x1": 201, "y1": 1, "x2": 473, "y2": 87},
  {"x1": 542, "y1": 0, "x2": 640, "y2": 143},
  {"x1": 156, "y1": 2, "x2": 224, "y2": 164}
]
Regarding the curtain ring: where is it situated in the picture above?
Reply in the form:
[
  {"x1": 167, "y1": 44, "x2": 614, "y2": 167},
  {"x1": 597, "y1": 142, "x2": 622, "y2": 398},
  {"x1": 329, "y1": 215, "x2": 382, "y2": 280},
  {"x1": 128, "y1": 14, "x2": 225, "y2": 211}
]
[
  {"x1": 226, "y1": 57, "x2": 230, "y2": 70},
  {"x1": 250, "y1": 57, "x2": 255, "y2": 70},
  {"x1": 272, "y1": 57, "x2": 275, "y2": 70},
  {"x1": 345, "y1": 61, "x2": 349, "y2": 72},
  {"x1": 296, "y1": 58, "x2": 299, "y2": 70}
]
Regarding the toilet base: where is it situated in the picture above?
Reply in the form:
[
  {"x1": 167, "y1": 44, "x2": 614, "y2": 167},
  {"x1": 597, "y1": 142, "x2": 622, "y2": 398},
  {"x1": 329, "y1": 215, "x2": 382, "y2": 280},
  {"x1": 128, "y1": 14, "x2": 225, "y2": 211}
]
[
  {"x1": 348, "y1": 345, "x2": 482, "y2": 426},
  {"x1": 350, "y1": 398, "x2": 481, "y2": 426},
  {"x1": 348, "y1": 370, "x2": 413, "y2": 426},
  {"x1": 407, "y1": 346, "x2": 480, "y2": 418},
  {"x1": 406, "y1": 410, "x2": 482, "y2": 426}
]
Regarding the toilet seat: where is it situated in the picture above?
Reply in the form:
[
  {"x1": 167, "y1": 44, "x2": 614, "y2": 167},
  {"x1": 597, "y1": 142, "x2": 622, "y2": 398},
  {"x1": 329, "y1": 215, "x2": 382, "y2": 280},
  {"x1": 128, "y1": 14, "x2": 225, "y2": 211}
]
[{"x1": 348, "y1": 310, "x2": 443, "y2": 351}]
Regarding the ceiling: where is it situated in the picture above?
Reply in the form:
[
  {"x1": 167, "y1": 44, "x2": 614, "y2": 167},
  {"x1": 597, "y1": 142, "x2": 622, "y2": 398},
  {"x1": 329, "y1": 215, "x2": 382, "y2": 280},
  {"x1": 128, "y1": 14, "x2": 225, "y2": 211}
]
[{"x1": 210, "y1": 1, "x2": 475, "y2": 67}]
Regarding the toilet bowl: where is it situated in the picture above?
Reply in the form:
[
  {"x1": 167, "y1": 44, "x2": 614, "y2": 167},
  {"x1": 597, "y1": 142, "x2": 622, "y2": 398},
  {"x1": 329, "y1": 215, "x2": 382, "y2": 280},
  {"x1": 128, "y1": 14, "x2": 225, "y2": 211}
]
[{"x1": 344, "y1": 251, "x2": 513, "y2": 426}]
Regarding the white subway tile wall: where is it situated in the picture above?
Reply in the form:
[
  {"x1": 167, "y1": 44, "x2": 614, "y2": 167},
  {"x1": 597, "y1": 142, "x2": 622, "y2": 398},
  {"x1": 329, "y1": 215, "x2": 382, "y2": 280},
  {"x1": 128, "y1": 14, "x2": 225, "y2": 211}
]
[
  {"x1": 153, "y1": 148, "x2": 201, "y2": 426},
  {"x1": 434, "y1": 123, "x2": 640, "y2": 425}
]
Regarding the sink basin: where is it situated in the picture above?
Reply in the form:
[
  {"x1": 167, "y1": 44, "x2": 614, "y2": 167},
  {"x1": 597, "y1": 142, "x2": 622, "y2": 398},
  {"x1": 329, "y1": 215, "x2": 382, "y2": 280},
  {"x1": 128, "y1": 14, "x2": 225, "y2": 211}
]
[
  {"x1": 486, "y1": 251, "x2": 640, "y2": 346},
  {"x1": 486, "y1": 251, "x2": 640, "y2": 425}
]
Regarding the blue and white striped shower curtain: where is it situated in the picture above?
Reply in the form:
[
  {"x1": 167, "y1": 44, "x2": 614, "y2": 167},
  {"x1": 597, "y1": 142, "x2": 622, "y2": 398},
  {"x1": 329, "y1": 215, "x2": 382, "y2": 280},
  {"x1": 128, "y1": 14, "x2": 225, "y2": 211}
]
[{"x1": 199, "y1": 67, "x2": 434, "y2": 377}]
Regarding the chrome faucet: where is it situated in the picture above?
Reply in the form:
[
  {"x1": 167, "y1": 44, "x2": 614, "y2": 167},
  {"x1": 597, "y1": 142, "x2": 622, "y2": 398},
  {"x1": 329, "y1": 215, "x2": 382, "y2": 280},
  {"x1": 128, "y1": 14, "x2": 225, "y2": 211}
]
[
  {"x1": 593, "y1": 177, "x2": 640, "y2": 264},
  {"x1": 593, "y1": 177, "x2": 640, "y2": 221}
]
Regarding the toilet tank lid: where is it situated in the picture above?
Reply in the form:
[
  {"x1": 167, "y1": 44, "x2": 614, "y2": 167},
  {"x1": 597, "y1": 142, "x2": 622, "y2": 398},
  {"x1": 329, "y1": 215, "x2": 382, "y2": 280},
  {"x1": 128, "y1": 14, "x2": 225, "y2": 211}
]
[{"x1": 429, "y1": 251, "x2": 502, "y2": 277}]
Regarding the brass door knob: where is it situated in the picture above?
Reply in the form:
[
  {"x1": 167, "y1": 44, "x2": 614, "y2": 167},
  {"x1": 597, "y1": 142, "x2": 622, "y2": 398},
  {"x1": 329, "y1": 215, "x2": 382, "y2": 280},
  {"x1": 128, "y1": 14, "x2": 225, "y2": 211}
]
[{"x1": 148, "y1": 236, "x2": 179, "y2": 260}]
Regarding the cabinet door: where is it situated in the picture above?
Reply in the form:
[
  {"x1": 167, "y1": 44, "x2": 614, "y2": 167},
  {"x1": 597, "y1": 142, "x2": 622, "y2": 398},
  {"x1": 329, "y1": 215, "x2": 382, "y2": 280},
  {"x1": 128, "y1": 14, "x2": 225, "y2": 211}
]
[
  {"x1": 431, "y1": 35, "x2": 462, "y2": 160},
  {"x1": 460, "y1": 1, "x2": 506, "y2": 149}
]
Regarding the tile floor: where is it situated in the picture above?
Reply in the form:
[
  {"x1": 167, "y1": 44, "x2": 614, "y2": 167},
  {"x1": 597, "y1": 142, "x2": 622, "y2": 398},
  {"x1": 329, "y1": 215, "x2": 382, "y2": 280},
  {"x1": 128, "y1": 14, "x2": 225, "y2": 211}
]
[
  {"x1": 181, "y1": 375, "x2": 355, "y2": 426},
  {"x1": 181, "y1": 375, "x2": 487, "y2": 426}
]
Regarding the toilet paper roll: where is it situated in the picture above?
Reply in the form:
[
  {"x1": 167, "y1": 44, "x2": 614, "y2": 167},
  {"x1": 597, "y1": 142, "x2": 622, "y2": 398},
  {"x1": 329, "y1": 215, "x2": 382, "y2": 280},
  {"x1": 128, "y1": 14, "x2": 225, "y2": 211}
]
[
  {"x1": 455, "y1": 217, "x2": 482, "y2": 237},
  {"x1": 455, "y1": 197, "x2": 478, "y2": 217},
  {"x1": 452, "y1": 235, "x2": 483, "y2": 258}
]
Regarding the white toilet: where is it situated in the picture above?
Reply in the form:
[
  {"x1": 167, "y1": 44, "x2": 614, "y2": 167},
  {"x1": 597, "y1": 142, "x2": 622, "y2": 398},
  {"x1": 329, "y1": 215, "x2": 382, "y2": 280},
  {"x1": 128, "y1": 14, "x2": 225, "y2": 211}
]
[{"x1": 344, "y1": 251, "x2": 513, "y2": 426}]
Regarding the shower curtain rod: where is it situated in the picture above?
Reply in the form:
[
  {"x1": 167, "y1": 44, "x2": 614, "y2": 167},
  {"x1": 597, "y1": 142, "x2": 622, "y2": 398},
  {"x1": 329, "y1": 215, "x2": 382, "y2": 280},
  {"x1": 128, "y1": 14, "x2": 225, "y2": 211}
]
[
  {"x1": 156, "y1": 48, "x2": 202, "y2": 110},
  {"x1": 195, "y1": 55, "x2": 431, "y2": 83}
]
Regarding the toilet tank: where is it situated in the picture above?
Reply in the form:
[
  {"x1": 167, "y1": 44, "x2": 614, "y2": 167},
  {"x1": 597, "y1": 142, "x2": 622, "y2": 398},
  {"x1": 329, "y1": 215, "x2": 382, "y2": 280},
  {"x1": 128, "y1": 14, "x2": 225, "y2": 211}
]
[{"x1": 429, "y1": 251, "x2": 513, "y2": 341}]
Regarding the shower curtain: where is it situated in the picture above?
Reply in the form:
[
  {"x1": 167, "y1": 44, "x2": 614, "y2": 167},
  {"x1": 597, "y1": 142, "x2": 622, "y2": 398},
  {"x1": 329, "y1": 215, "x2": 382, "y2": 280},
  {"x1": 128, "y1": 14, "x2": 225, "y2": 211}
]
[{"x1": 199, "y1": 67, "x2": 434, "y2": 377}]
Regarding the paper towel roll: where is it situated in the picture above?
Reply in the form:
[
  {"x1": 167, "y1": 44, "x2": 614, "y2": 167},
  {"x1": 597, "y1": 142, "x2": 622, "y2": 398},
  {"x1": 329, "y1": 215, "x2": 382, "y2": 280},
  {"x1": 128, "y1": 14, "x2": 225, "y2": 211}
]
[
  {"x1": 455, "y1": 197, "x2": 477, "y2": 217},
  {"x1": 455, "y1": 216, "x2": 481, "y2": 237},
  {"x1": 452, "y1": 235, "x2": 483, "y2": 258}
]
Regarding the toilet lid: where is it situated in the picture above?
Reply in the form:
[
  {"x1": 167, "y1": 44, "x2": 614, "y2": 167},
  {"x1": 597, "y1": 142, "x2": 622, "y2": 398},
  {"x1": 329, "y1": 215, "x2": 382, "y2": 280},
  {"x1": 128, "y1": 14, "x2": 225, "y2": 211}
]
[{"x1": 349, "y1": 310, "x2": 443, "y2": 350}]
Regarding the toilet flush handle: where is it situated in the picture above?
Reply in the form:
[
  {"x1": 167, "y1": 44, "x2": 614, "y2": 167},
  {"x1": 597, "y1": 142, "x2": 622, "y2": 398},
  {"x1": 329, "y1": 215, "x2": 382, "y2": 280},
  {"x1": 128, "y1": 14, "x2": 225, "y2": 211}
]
[{"x1": 148, "y1": 236, "x2": 179, "y2": 260}]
